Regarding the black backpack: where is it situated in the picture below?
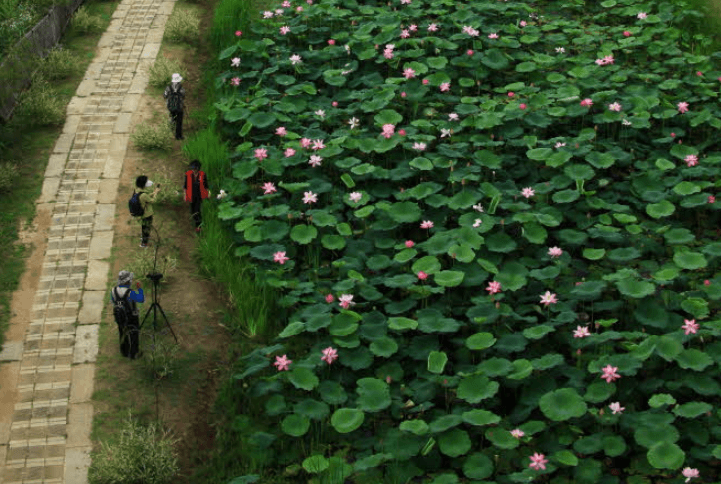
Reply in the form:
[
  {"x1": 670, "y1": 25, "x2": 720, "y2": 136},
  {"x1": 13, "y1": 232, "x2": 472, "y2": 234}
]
[
  {"x1": 167, "y1": 86, "x2": 182, "y2": 112},
  {"x1": 129, "y1": 191, "x2": 144, "y2": 217},
  {"x1": 112, "y1": 287, "x2": 133, "y2": 330}
]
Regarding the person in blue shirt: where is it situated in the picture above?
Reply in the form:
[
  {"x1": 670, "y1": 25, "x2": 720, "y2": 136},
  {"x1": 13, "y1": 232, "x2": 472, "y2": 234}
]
[{"x1": 110, "y1": 270, "x2": 144, "y2": 359}]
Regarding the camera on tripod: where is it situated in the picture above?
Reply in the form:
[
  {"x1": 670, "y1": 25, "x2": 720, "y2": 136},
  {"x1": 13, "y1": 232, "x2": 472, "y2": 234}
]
[{"x1": 146, "y1": 272, "x2": 164, "y2": 283}]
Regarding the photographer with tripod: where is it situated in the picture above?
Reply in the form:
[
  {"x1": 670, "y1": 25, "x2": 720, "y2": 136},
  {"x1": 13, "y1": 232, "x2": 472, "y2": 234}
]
[{"x1": 110, "y1": 271, "x2": 144, "y2": 359}]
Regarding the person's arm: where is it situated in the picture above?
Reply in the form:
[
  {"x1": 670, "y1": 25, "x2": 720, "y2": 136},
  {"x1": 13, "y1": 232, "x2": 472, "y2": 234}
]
[
  {"x1": 163, "y1": 85, "x2": 169, "y2": 99},
  {"x1": 128, "y1": 288, "x2": 145, "y2": 303}
]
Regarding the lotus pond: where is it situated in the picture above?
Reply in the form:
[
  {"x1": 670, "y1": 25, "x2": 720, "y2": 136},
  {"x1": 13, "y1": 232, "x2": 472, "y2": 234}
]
[{"x1": 213, "y1": 0, "x2": 721, "y2": 482}]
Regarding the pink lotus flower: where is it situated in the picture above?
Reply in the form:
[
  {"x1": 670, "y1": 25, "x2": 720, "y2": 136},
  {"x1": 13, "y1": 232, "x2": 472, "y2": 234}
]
[
  {"x1": 325, "y1": 294, "x2": 334, "y2": 303},
  {"x1": 448, "y1": 112, "x2": 459, "y2": 121},
  {"x1": 273, "y1": 251, "x2": 289, "y2": 264},
  {"x1": 405, "y1": 240, "x2": 415, "y2": 248},
  {"x1": 521, "y1": 187, "x2": 535, "y2": 198},
  {"x1": 420, "y1": 220, "x2": 434, "y2": 229},
  {"x1": 467, "y1": 49, "x2": 474, "y2": 56},
  {"x1": 683, "y1": 467, "x2": 700, "y2": 482},
  {"x1": 400, "y1": 91, "x2": 406, "y2": 97},
  {"x1": 403, "y1": 67, "x2": 416, "y2": 79},
  {"x1": 440, "y1": 82, "x2": 450, "y2": 92},
  {"x1": 540, "y1": 291, "x2": 558, "y2": 306},
  {"x1": 528, "y1": 453, "x2": 548, "y2": 471},
  {"x1": 519, "y1": 103, "x2": 527, "y2": 110},
  {"x1": 381, "y1": 124, "x2": 395, "y2": 139},
  {"x1": 520, "y1": 20, "x2": 527, "y2": 27},
  {"x1": 417, "y1": 271, "x2": 428, "y2": 280},
  {"x1": 462, "y1": 25, "x2": 479, "y2": 37},
  {"x1": 709, "y1": 196, "x2": 716, "y2": 204},
  {"x1": 413, "y1": 142, "x2": 427, "y2": 151},
  {"x1": 705, "y1": 279, "x2": 711, "y2": 285},
  {"x1": 332, "y1": 101, "x2": 338, "y2": 107},
  {"x1": 623, "y1": 30, "x2": 631, "y2": 37},
  {"x1": 511, "y1": 428, "x2": 525, "y2": 438},
  {"x1": 400, "y1": 29, "x2": 410, "y2": 39},
  {"x1": 328, "y1": 39, "x2": 335, "y2": 45},
  {"x1": 677, "y1": 101, "x2": 689, "y2": 113},
  {"x1": 302, "y1": 191, "x2": 317, "y2": 204},
  {"x1": 398, "y1": 129, "x2": 406, "y2": 136},
  {"x1": 284, "y1": 148, "x2": 296, "y2": 157},
  {"x1": 548, "y1": 247, "x2": 563, "y2": 258},
  {"x1": 697, "y1": 71, "x2": 703, "y2": 77},
  {"x1": 488, "y1": 32, "x2": 498, "y2": 39},
  {"x1": 573, "y1": 326, "x2": 591, "y2": 338},
  {"x1": 637, "y1": 12, "x2": 647, "y2": 19},
  {"x1": 308, "y1": 155, "x2": 322, "y2": 167},
  {"x1": 312, "y1": 139, "x2": 325, "y2": 150},
  {"x1": 608, "y1": 102, "x2": 622, "y2": 112},
  {"x1": 338, "y1": 294, "x2": 355, "y2": 309},
  {"x1": 230, "y1": 77, "x2": 241, "y2": 86},
  {"x1": 231, "y1": 57, "x2": 240, "y2": 67},
  {"x1": 427, "y1": 23, "x2": 438, "y2": 32},
  {"x1": 473, "y1": 218, "x2": 482, "y2": 227},
  {"x1": 349, "y1": 192, "x2": 362, "y2": 203},
  {"x1": 254, "y1": 148, "x2": 268, "y2": 161},
  {"x1": 276, "y1": 126, "x2": 287, "y2": 136},
  {"x1": 682, "y1": 319, "x2": 699, "y2": 335},
  {"x1": 422, "y1": 79, "x2": 429, "y2": 85},
  {"x1": 580, "y1": 98, "x2": 593, "y2": 107},
  {"x1": 600, "y1": 365, "x2": 621, "y2": 383},
  {"x1": 279, "y1": 26, "x2": 290, "y2": 35},
  {"x1": 321, "y1": 346, "x2": 338, "y2": 364},
  {"x1": 289, "y1": 54, "x2": 302, "y2": 65},
  {"x1": 486, "y1": 281, "x2": 501, "y2": 295},
  {"x1": 262, "y1": 182, "x2": 277, "y2": 194},
  {"x1": 508, "y1": 91, "x2": 515, "y2": 97},
  {"x1": 235, "y1": 30, "x2": 242, "y2": 36},
  {"x1": 274, "y1": 354, "x2": 292, "y2": 371},
  {"x1": 609, "y1": 402, "x2": 625, "y2": 415},
  {"x1": 685, "y1": 154, "x2": 698, "y2": 167},
  {"x1": 300, "y1": 138, "x2": 312, "y2": 148}
]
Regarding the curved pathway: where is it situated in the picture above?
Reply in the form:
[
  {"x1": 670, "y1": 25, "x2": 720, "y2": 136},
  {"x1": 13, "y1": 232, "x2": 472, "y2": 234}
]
[{"x1": 0, "y1": 0, "x2": 175, "y2": 481}]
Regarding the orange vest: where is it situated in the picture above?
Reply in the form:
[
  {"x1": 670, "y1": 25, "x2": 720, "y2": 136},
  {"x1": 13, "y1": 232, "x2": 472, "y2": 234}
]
[{"x1": 185, "y1": 171, "x2": 208, "y2": 201}]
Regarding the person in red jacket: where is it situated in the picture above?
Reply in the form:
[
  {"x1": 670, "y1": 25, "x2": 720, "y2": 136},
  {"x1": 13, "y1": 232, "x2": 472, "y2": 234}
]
[{"x1": 184, "y1": 160, "x2": 209, "y2": 232}]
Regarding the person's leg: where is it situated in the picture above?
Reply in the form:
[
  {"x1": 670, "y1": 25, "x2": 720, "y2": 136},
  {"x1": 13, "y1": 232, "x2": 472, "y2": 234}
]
[
  {"x1": 175, "y1": 110, "x2": 184, "y2": 139},
  {"x1": 128, "y1": 316, "x2": 140, "y2": 359},
  {"x1": 118, "y1": 322, "x2": 130, "y2": 357},
  {"x1": 141, "y1": 216, "x2": 152, "y2": 245},
  {"x1": 191, "y1": 198, "x2": 201, "y2": 228}
]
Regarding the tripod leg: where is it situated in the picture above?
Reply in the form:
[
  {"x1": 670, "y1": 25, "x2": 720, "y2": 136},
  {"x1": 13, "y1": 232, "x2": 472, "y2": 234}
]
[{"x1": 156, "y1": 304, "x2": 178, "y2": 343}]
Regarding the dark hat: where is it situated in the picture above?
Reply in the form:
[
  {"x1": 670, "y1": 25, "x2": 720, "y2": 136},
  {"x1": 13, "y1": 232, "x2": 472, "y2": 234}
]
[
  {"x1": 136, "y1": 175, "x2": 148, "y2": 188},
  {"x1": 189, "y1": 160, "x2": 201, "y2": 170}
]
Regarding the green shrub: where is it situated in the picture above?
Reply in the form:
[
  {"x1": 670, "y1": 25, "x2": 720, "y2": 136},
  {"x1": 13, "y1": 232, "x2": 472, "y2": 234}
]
[
  {"x1": 130, "y1": 121, "x2": 173, "y2": 151},
  {"x1": 141, "y1": 332, "x2": 181, "y2": 380},
  {"x1": 149, "y1": 56, "x2": 182, "y2": 89},
  {"x1": 123, "y1": 248, "x2": 178, "y2": 284},
  {"x1": 163, "y1": 7, "x2": 199, "y2": 44},
  {"x1": 13, "y1": 75, "x2": 64, "y2": 127},
  {"x1": 0, "y1": 161, "x2": 18, "y2": 193},
  {"x1": 88, "y1": 413, "x2": 179, "y2": 484},
  {"x1": 71, "y1": 6, "x2": 103, "y2": 34},
  {"x1": 38, "y1": 46, "x2": 80, "y2": 80}
]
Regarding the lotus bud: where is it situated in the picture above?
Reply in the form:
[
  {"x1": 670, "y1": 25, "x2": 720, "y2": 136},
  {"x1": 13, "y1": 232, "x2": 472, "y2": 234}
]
[
  {"x1": 576, "y1": 349, "x2": 582, "y2": 355},
  {"x1": 386, "y1": 376, "x2": 392, "y2": 383},
  {"x1": 500, "y1": 219, "x2": 504, "y2": 226}
]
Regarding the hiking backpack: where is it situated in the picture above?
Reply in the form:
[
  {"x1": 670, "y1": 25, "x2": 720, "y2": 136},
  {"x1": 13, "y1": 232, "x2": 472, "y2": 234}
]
[
  {"x1": 112, "y1": 287, "x2": 133, "y2": 330},
  {"x1": 129, "y1": 191, "x2": 144, "y2": 217},
  {"x1": 167, "y1": 86, "x2": 182, "y2": 112}
]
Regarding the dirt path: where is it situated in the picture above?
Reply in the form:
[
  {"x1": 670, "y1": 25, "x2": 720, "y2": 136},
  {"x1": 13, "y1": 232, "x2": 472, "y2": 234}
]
[{"x1": 0, "y1": 0, "x2": 178, "y2": 481}]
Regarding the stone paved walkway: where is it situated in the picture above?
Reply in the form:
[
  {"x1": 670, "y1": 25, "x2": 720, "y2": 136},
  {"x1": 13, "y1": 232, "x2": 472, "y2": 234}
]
[{"x1": 0, "y1": 0, "x2": 175, "y2": 481}]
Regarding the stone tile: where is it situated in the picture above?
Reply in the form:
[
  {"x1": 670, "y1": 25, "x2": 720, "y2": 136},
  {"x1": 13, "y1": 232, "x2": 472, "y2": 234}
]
[
  {"x1": 72, "y1": 326, "x2": 99, "y2": 364},
  {"x1": 0, "y1": 342, "x2": 23, "y2": 361},
  {"x1": 88, "y1": 232, "x2": 113, "y2": 260},
  {"x1": 70, "y1": 365, "x2": 95, "y2": 404},
  {"x1": 94, "y1": 204, "x2": 116, "y2": 232},
  {"x1": 37, "y1": 178, "x2": 60, "y2": 203},
  {"x1": 159, "y1": 1, "x2": 174, "y2": 14},
  {"x1": 78, "y1": 291, "x2": 105, "y2": 325},
  {"x1": 75, "y1": 80, "x2": 95, "y2": 97},
  {"x1": 113, "y1": 113, "x2": 133, "y2": 134},
  {"x1": 66, "y1": 97, "x2": 88, "y2": 115},
  {"x1": 52, "y1": 133, "x2": 75, "y2": 154},
  {"x1": 129, "y1": 74, "x2": 150, "y2": 94},
  {"x1": 65, "y1": 445, "x2": 92, "y2": 484},
  {"x1": 44, "y1": 154, "x2": 67, "y2": 178},
  {"x1": 66, "y1": 404, "x2": 93, "y2": 447},
  {"x1": 121, "y1": 94, "x2": 140, "y2": 112},
  {"x1": 63, "y1": 115, "x2": 81, "y2": 134},
  {"x1": 84, "y1": 261, "x2": 109, "y2": 291},
  {"x1": 98, "y1": 179, "x2": 119, "y2": 203}
]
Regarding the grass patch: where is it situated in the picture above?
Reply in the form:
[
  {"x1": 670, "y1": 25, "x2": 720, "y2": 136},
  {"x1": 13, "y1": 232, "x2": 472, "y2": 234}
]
[
  {"x1": 71, "y1": 5, "x2": 105, "y2": 34},
  {"x1": 149, "y1": 55, "x2": 183, "y2": 88},
  {"x1": 164, "y1": 5, "x2": 200, "y2": 44},
  {"x1": 131, "y1": 121, "x2": 174, "y2": 151},
  {"x1": 0, "y1": 0, "x2": 119, "y2": 349}
]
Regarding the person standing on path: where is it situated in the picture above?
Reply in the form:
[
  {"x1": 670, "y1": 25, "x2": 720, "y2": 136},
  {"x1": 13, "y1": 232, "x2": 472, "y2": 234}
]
[
  {"x1": 163, "y1": 73, "x2": 186, "y2": 140},
  {"x1": 183, "y1": 159, "x2": 209, "y2": 232},
  {"x1": 136, "y1": 175, "x2": 160, "y2": 248},
  {"x1": 110, "y1": 271, "x2": 144, "y2": 359}
]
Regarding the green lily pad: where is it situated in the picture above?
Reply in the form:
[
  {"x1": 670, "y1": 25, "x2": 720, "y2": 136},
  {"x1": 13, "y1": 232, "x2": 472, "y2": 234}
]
[
  {"x1": 438, "y1": 429, "x2": 471, "y2": 457},
  {"x1": 434, "y1": 270, "x2": 465, "y2": 287},
  {"x1": 290, "y1": 224, "x2": 318, "y2": 244},
  {"x1": 673, "y1": 251, "x2": 707, "y2": 270},
  {"x1": 457, "y1": 375, "x2": 499, "y2": 403},
  {"x1": 647, "y1": 441, "x2": 685, "y2": 470},
  {"x1": 646, "y1": 200, "x2": 675, "y2": 218},
  {"x1": 356, "y1": 378, "x2": 391, "y2": 412},
  {"x1": 399, "y1": 419, "x2": 429, "y2": 436},
  {"x1": 427, "y1": 351, "x2": 448, "y2": 374},
  {"x1": 302, "y1": 455, "x2": 329, "y2": 474},
  {"x1": 281, "y1": 413, "x2": 310, "y2": 436},
  {"x1": 539, "y1": 388, "x2": 587, "y2": 421},
  {"x1": 462, "y1": 453, "x2": 494, "y2": 479},
  {"x1": 466, "y1": 332, "x2": 496, "y2": 350},
  {"x1": 288, "y1": 367, "x2": 319, "y2": 391},
  {"x1": 330, "y1": 408, "x2": 364, "y2": 433}
]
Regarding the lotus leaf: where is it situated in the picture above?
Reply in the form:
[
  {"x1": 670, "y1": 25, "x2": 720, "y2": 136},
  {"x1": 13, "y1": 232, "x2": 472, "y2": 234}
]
[
  {"x1": 330, "y1": 408, "x2": 364, "y2": 434},
  {"x1": 647, "y1": 441, "x2": 685, "y2": 470},
  {"x1": 457, "y1": 375, "x2": 499, "y2": 403},
  {"x1": 281, "y1": 413, "x2": 310, "y2": 437},
  {"x1": 539, "y1": 388, "x2": 587, "y2": 421}
]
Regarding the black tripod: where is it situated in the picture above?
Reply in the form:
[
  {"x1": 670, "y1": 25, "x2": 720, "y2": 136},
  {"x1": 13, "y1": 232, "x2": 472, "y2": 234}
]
[
  {"x1": 140, "y1": 272, "x2": 177, "y2": 342},
  {"x1": 139, "y1": 226, "x2": 177, "y2": 342}
]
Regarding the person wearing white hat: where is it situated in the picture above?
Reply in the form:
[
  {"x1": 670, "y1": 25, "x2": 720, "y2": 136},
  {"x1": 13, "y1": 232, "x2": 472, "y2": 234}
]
[
  {"x1": 110, "y1": 270, "x2": 144, "y2": 359},
  {"x1": 163, "y1": 73, "x2": 186, "y2": 140},
  {"x1": 135, "y1": 175, "x2": 160, "y2": 248}
]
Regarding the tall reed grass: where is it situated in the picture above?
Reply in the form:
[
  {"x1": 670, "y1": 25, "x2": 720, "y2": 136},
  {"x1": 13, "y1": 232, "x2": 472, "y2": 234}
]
[{"x1": 210, "y1": 0, "x2": 253, "y2": 54}]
